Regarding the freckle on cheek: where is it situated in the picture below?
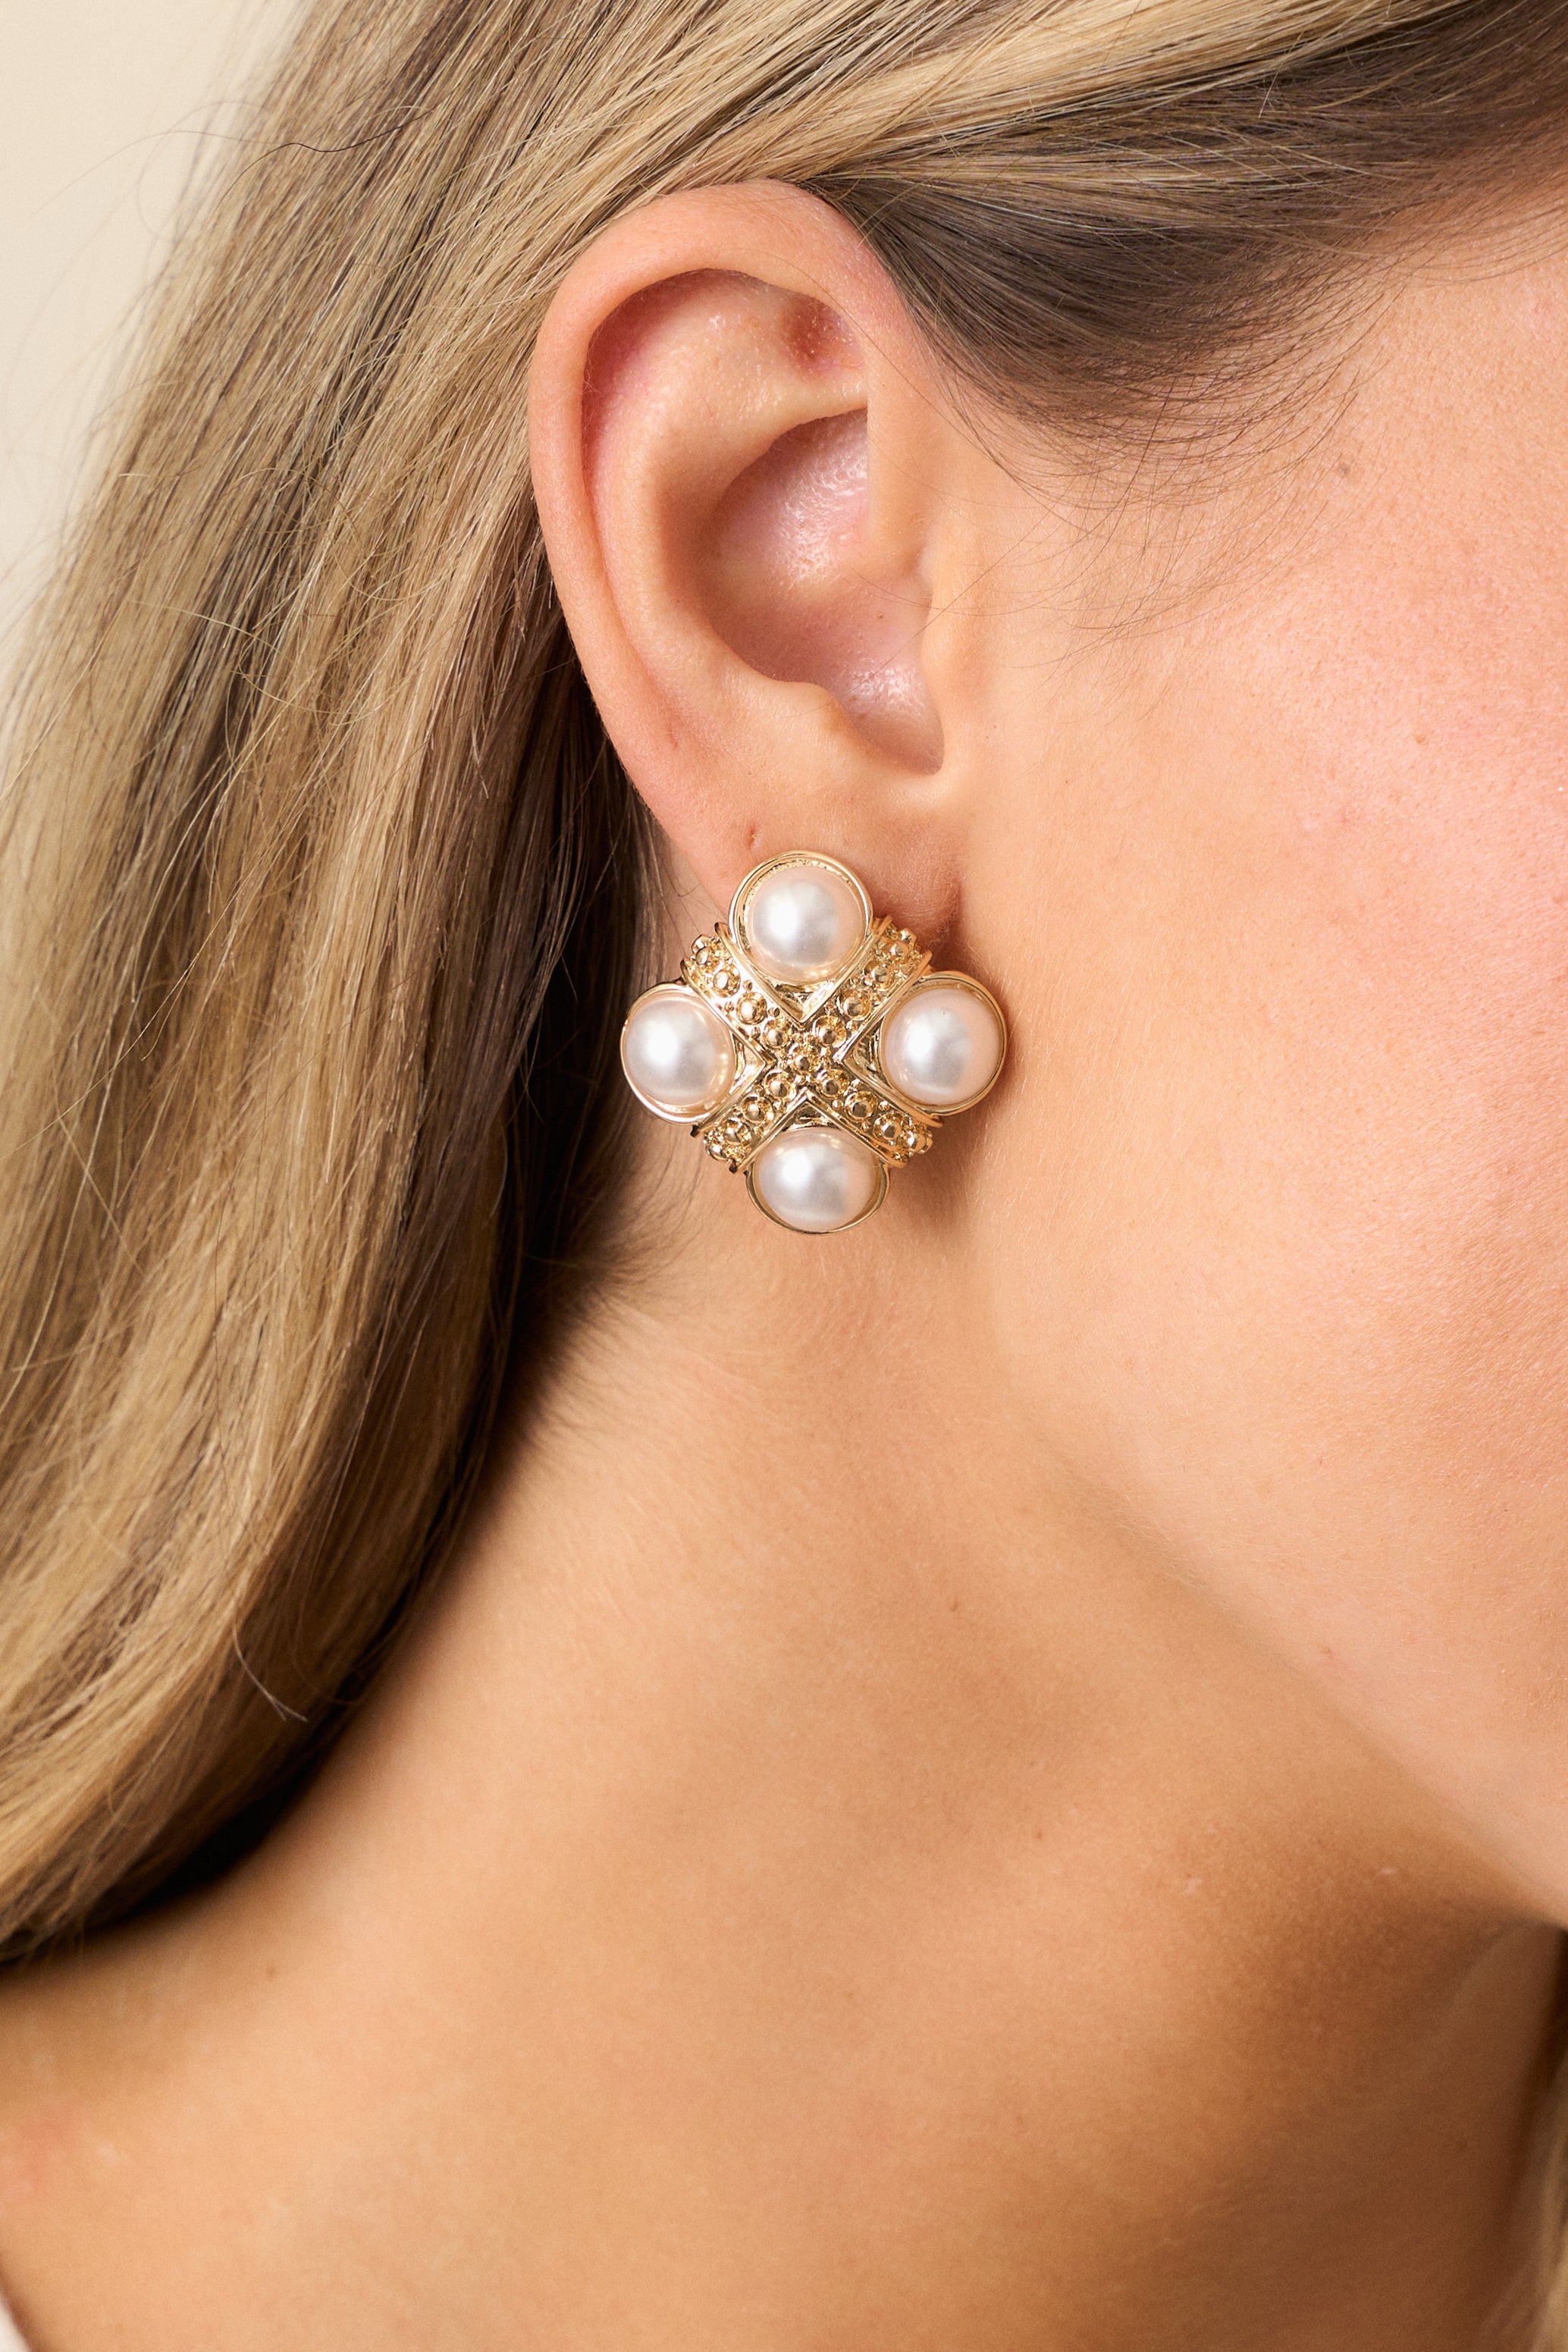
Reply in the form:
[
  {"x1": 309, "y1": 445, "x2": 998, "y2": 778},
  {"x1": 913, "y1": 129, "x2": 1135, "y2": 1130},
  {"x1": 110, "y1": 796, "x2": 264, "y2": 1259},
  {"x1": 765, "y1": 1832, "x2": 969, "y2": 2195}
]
[
  {"x1": 0, "y1": 2103, "x2": 78, "y2": 2206},
  {"x1": 0, "y1": 2136, "x2": 44, "y2": 2205}
]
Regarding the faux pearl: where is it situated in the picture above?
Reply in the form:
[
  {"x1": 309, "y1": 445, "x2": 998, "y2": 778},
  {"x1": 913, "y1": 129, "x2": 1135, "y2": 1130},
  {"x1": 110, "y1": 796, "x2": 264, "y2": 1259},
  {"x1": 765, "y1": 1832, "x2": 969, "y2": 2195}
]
[
  {"x1": 880, "y1": 981, "x2": 1004, "y2": 1111},
  {"x1": 741, "y1": 861, "x2": 866, "y2": 986},
  {"x1": 621, "y1": 986, "x2": 736, "y2": 1119},
  {"x1": 749, "y1": 1125, "x2": 884, "y2": 1233}
]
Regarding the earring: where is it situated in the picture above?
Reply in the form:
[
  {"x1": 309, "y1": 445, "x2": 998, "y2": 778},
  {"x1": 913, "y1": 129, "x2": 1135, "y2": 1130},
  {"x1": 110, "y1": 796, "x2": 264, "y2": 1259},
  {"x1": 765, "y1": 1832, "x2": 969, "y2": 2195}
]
[{"x1": 620, "y1": 851, "x2": 1005, "y2": 1234}]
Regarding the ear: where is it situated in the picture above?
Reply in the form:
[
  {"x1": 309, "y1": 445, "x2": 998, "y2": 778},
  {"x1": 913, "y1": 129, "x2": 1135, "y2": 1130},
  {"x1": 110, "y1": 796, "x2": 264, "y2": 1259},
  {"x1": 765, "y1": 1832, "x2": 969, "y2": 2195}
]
[{"x1": 528, "y1": 184, "x2": 982, "y2": 937}]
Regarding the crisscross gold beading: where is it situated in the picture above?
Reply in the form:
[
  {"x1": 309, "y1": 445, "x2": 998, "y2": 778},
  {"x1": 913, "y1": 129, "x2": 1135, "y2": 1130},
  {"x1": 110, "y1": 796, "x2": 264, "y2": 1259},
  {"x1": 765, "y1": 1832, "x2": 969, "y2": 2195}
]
[
  {"x1": 619, "y1": 852, "x2": 1006, "y2": 1233},
  {"x1": 681, "y1": 916, "x2": 936, "y2": 1172}
]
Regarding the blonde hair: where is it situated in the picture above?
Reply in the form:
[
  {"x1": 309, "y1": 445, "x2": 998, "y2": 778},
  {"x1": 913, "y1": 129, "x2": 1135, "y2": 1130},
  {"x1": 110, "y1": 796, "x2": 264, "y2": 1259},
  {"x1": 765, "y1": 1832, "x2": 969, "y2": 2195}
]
[{"x1": 3, "y1": 0, "x2": 1568, "y2": 2311}]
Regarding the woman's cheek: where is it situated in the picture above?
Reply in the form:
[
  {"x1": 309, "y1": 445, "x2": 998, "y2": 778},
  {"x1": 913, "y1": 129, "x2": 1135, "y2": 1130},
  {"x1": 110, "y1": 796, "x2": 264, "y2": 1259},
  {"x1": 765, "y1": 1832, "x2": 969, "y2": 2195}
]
[{"x1": 971, "y1": 444, "x2": 1568, "y2": 1904}]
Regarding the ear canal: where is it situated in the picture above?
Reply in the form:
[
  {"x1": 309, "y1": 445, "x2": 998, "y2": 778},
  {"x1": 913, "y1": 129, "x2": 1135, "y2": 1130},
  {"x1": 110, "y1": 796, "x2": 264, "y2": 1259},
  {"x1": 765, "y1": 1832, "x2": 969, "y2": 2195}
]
[{"x1": 701, "y1": 412, "x2": 942, "y2": 772}]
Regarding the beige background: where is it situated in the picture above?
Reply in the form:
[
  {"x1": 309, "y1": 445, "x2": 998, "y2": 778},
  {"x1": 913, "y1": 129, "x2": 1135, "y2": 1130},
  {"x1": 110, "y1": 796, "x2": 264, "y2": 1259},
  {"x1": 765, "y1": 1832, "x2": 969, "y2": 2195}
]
[{"x1": 2, "y1": 0, "x2": 295, "y2": 663}]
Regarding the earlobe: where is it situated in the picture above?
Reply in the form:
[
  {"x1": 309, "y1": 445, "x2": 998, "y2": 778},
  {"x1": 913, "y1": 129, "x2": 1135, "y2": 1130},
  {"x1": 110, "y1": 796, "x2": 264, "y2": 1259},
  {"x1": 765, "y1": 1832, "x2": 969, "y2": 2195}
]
[{"x1": 528, "y1": 187, "x2": 963, "y2": 932}]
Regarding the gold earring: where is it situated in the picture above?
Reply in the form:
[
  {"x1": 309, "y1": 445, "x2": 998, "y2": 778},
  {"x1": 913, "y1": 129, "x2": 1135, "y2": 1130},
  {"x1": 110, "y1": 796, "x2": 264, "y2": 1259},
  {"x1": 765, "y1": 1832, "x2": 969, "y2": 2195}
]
[{"x1": 620, "y1": 851, "x2": 1005, "y2": 1234}]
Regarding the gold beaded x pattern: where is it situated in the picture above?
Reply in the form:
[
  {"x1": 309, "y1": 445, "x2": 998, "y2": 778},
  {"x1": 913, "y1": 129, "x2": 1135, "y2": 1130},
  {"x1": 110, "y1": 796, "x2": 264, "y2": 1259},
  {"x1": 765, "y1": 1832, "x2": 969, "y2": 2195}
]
[{"x1": 619, "y1": 852, "x2": 1006, "y2": 1234}]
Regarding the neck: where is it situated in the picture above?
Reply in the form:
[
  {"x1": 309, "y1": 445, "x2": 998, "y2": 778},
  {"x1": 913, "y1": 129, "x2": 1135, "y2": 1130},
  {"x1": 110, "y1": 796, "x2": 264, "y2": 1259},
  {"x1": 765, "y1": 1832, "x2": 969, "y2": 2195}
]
[{"x1": 0, "y1": 1181, "x2": 1557, "y2": 2350}]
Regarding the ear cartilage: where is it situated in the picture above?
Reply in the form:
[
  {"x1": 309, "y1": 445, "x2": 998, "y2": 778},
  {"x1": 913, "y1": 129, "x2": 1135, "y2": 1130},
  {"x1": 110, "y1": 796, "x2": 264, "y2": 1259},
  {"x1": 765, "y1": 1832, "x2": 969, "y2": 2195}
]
[{"x1": 620, "y1": 852, "x2": 1006, "y2": 1233}]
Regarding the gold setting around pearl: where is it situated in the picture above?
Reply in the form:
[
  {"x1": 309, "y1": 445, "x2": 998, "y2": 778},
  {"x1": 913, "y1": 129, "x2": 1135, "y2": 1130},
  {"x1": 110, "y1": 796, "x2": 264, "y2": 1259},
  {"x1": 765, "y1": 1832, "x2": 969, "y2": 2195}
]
[{"x1": 619, "y1": 851, "x2": 1007, "y2": 1234}]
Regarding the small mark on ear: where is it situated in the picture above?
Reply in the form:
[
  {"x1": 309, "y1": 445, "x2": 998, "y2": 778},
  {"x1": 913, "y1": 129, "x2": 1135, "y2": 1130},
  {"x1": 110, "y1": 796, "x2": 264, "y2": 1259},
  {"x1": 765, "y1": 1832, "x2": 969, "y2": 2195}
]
[{"x1": 785, "y1": 293, "x2": 861, "y2": 378}]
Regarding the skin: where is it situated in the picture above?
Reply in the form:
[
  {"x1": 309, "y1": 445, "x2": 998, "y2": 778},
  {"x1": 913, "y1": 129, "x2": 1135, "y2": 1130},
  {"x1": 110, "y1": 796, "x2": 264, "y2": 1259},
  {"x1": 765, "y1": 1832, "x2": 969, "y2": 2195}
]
[{"x1": 0, "y1": 183, "x2": 1566, "y2": 2347}]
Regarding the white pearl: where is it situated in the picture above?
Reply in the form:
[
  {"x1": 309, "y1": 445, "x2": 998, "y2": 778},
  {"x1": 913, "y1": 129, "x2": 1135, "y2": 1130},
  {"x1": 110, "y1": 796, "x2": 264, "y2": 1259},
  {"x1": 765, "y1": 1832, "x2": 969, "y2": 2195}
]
[
  {"x1": 749, "y1": 1125, "x2": 884, "y2": 1233},
  {"x1": 742, "y1": 861, "x2": 866, "y2": 986},
  {"x1": 880, "y1": 982, "x2": 1004, "y2": 1111},
  {"x1": 621, "y1": 986, "x2": 736, "y2": 1119}
]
